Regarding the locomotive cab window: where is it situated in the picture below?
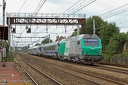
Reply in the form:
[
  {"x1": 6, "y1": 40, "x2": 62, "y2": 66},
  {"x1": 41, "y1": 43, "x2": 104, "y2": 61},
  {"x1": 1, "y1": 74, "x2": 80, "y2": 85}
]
[{"x1": 84, "y1": 38, "x2": 99, "y2": 46}]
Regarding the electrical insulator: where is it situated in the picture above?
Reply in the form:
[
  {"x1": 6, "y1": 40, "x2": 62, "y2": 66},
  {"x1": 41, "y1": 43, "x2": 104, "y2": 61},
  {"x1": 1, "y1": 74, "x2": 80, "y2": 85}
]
[{"x1": 26, "y1": 26, "x2": 31, "y2": 33}]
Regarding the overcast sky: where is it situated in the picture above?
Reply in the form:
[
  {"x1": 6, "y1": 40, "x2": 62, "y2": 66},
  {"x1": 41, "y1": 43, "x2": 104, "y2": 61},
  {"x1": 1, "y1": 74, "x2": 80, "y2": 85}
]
[{"x1": 0, "y1": 0, "x2": 128, "y2": 47}]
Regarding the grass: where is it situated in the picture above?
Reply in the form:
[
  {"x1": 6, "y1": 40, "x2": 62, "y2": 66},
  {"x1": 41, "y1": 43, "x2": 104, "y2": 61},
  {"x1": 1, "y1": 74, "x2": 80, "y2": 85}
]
[{"x1": 4, "y1": 51, "x2": 14, "y2": 62}]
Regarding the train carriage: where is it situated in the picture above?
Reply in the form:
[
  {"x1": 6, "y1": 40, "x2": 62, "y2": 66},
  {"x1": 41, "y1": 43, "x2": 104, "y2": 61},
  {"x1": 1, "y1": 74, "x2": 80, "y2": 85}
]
[
  {"x1": 28, "y1": 47, "x2": 33, "y2": 54},
  {"x1": 42, "y1": 41, "x2": 59, "y2": 58},
  {"x1": 28, "y1": 34, "x2": 103, "y2": 64},
  {"x1": 28, "y1": 46, "x2": 42, "y2": 56}
]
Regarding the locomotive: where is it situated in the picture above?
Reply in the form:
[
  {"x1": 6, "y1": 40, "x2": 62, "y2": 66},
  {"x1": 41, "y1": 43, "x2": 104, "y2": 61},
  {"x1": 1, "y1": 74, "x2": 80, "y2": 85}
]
[{"x1": 28, "y1": 34, "x2": 103, "y2": 64}]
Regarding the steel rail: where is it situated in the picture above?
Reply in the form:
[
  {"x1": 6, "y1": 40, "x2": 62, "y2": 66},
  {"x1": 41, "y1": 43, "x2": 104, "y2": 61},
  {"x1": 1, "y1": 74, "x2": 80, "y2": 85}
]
[
  {"x1": 14, "y1": 58, "x2": 38, "y2": 85},
  {"x1": 39, "y1": 57, "x2": 128, "y2": 85},
  {"x1": 17, "y1": 53, "x2": 63, "y2": 85}
]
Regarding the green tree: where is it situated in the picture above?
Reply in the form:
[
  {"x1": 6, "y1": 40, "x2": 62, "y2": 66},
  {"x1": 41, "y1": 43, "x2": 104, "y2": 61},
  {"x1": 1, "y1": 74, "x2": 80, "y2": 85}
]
[
  {"x1": 71, "y1": 28, "x2": 82, "y2": 37},
  {"x1": 105, "y1": 33, "x2": 127, "y2": 55},
  {"x1": 41, "y1": 38, "x2": 52, "y2": 44},
  {"x1": 23, "y1": 46, "x2": 28, "y2": 52},
  {"x1": 71, "y1": 16, "x2": 106, "y2": 36},
  {"x1": 86, "y1": 16, "x2": 105, "y2": 35},
  {"x1": 99, "y1": 22, "x2": 120, "y2": 50},
  {"x1": 126, "y1": 32, "x2": 128, "y2": 39},
  {"x1": 35, "y1": 43, "x2": 41, "y2": 46}
]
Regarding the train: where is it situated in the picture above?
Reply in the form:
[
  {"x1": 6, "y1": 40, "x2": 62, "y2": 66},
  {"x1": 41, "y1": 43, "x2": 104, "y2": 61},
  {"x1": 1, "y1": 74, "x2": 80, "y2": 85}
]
[{"x1": 28, "y1": 34, "x2": 103, "y2": 64}]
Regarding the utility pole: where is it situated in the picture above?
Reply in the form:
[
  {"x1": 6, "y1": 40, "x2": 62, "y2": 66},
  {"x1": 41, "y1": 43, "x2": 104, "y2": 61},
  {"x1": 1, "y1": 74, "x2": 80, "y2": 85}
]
[
  {"x1": 49, "y1": 34, "x2": 50, "y2": 43},
  {"x1": 3, "y1": 0, "x2": 6, "y2": 26},
  {"x1": 77, "y1": 25, "x2": 80, "y2": 36},
  {"x1": 2, "y1": 0, "x2": 6, "y2": 67},
  {"x1": 93, "y1": 20, "x2": 96, "y2": 35}
]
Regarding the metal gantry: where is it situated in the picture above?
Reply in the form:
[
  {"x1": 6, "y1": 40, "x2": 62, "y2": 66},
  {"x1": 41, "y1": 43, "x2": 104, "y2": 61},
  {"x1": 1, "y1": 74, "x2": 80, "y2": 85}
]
[
  {"x1": 7, "y1": 13, "x2": 86, "y2": 47},
  {"x1": 7, "y1": 13, "x2": 86, "y2": 33}
]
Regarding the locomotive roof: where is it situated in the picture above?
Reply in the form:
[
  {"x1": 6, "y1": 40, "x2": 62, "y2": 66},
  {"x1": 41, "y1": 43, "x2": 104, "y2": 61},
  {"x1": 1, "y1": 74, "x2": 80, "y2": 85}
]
[
  {"x1": 28, "y1": 46, "x2": 40, "y2": 49},
  {"x1": 43, "y1": 41, "x2": 59, "y2": 47},
  {"x1": 59, "y1": 39, "x2": 66, "y2": 43},
  {"x1": 66, "y1": 34, "x2": 99, "y2": 41}
]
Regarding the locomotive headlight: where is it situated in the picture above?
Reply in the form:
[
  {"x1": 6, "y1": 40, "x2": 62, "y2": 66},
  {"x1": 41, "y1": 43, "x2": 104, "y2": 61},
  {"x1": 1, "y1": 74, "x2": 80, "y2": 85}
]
[
  {"x1": 100, "y1": 50, "x2": 102, "y2": 52},
  {"x1": 99, "y1": 50, "x2": 102, "y2": 53}
]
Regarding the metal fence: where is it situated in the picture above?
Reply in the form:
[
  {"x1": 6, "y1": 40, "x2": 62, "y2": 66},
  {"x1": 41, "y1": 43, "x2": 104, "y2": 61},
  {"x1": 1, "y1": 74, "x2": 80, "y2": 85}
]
[{"x1": 110, "y1": 57, "x2": 128, "y2": 65}]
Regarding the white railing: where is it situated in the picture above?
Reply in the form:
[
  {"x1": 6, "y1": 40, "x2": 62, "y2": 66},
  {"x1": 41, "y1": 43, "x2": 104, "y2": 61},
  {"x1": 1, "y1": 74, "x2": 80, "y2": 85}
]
[{"x1": 6, "y1": 13, "x2": 86, "y2": 18}]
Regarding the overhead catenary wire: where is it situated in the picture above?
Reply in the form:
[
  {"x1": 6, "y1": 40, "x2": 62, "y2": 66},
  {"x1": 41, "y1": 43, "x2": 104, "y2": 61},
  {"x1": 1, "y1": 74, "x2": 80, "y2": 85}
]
[
  {"x1": 17, "y1": 0, "x2": 46, "y2": 37},
  {"x1": 48, "y1": 0, "x2": 94, "y2": 36},
  {"x1": 17, "y1": 0, "x2": 47, "y2": 47},
  {"x1": 9, "y1": 0, "x2": 46, "y2": 47},
  {"x1": 60, "y1": 0, "x2": 82, "y2": 15},
  {"x1": 30, "y1": 0, "x2": 47, "y2": 42},
  {"x1": 34, "y1": 0, "x2": 43, "y2": 13},
  {"x1": 71, "y1": 0, "x2": 96, "y2": 14},
  {"x1": 100, "y1": 3, "x2": 128, "y2": 19},
  {"x1": 19, "y1": 0, "x2": 46, "y2": 46},
  {"x1": 22, "y1": 0, "x2": 93, "y2": 43},
  {"x1": 60, "y1": 0, "x2": 96, "y2": 15},
  {"x1": 15, "y1": 26, "x2": 26, "y2": 47},
  {"x1": 34, "y1": 0, "x2": 46, "y2": 14},
  {"x1": 93, "y1": 3, "x2": 128, "y2": 31},
  {"x1": 14, "y1": 0, "x2": 28, "y2": 47},
  {"x1": 14, "y1": 0, "x2": 94, "y2": 46},
  {"x1": 18, "y1": 0, "x2": 28, "y2": 13},
  {"x1": 113, "y1": 13, "x2": 128, "y2": 24}
]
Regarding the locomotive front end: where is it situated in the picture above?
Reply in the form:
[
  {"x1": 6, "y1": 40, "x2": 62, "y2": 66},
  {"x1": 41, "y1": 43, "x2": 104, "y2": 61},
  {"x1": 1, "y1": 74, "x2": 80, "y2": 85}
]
[{"x1": 81, "y1": 35, "x2": 103, "y2": 64}]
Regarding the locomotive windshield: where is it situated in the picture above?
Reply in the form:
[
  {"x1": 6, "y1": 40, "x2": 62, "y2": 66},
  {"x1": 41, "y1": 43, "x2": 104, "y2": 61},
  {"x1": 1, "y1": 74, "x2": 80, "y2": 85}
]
[{"x1": 84, "y1": 38, "x2": 99, "y2": 46}]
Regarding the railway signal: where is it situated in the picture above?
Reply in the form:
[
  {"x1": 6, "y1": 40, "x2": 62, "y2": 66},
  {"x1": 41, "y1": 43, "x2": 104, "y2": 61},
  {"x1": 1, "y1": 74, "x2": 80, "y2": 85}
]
[
  {"x1": 0, "y1": 25, "x2": 8, "y2": 40},
  {"x1": 11, "y1": 27, "x2": 16, "y2": 33},
  {"x1": 26, "y1": 27, "x2": 31, "y2": 33}
]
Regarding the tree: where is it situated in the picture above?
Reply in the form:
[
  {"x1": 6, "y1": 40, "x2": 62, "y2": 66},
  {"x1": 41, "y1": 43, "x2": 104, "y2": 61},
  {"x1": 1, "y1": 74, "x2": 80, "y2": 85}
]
[
  {"x1": 105, "y1": 33, "x2": 127, "y2": 55},
  {"x1": 99, "y1": 22, "x2": 120, "y2": 50},
  {"x1": 41, "y1": 38, "x2": 52, "y2": 44},
  {"x1": 71, "y1": 16, "x2": 106, "y2": 36},
  {"x1": 86, "y1": 16, "x2": 105, "y2": 35},
  {"x1": 23, "y1": 46, "x2": 28, "y2": 52},
  {"x1": 35, "y1": 43, "x2": 41, "y2": 46}
]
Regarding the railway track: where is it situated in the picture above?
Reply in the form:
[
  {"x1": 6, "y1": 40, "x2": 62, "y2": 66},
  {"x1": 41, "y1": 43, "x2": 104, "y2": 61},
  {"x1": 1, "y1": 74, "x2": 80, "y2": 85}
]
[
  {"x1": 45, "y1": 55, "x2": 128, "y2": 75},
  {"x1": 15, "y1": 54, "x2": 62, "y2": 85},
  {"x1": 17, "y1": 53, "x2": 100, "y2": 85},
  {"x1": 18, "y1": 53, "x2": 128, "y2": 85},
  {"x1": 35, "y1": 57, "x2": 127, "y2": 85},
  {"x1": 14, "y1": 58, "x2": 38, "y2": 85},
  {"x1": 101, "y1": 62, "x2": 128, "y2": 68},
  {"x1": 96, "y1": 65, "x2": 128, "y2": 75}
]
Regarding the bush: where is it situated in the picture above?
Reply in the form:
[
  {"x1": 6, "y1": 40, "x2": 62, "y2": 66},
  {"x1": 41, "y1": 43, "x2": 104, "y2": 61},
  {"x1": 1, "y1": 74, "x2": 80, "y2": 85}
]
[{"x1": 5, "y1": 51, "x2": 14, "y2": 62}]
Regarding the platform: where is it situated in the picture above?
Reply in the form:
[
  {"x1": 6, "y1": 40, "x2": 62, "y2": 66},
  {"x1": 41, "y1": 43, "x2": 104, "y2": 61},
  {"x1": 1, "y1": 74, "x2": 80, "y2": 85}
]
[{"x1": 0, "y1": 62, "x2": 24, "y2": 85}]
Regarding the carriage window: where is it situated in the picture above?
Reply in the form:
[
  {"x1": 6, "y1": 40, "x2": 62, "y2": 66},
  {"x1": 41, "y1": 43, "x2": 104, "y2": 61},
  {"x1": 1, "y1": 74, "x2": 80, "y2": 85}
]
[{"x1": 85, "y1": 38, "x2": 98, "y2": 46}]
